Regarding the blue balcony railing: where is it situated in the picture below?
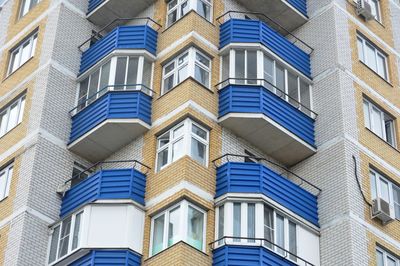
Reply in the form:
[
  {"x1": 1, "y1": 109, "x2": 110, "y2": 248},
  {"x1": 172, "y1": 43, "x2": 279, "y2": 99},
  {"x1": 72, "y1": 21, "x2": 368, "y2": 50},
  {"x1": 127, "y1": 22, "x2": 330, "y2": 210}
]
[
  {"x1": 69, "y1": 89, "x2": 152, "y2": 144},
  {"x1": 70, "y1": 249, "x2": 141, "y2": 266},
  {"x1": 287, "y1": 0, "x2": 307, "y2": 16},
  {"x1": 214, "y1": 155, "x2": 320, "y2": 226},
  {"x1": 79, "y1": 24, "x2": 158, "y2": 75},
  {"x1": 219, "y1": 17, "x2": 311, "y2": 77},
  {"x1": 60, "y1": 160, "x2": 149, "y2": 217},
  {"x1": 219, "y1": 83, "x2": 315, "y2": 147},
  {"x1": 87, "y1": 0, "x2": 103, "y2": 14}
]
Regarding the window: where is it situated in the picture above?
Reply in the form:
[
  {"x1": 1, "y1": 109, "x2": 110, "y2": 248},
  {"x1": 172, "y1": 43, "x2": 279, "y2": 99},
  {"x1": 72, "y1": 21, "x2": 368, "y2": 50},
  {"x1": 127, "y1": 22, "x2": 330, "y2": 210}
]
[
  {"x1": 216, "y1": 202, "x2": 300, "y2": 263},
  {"x1": 150, "y1": 200, "x2": 206, "y2": 256},
  {"x1": 221, "y1": 49, "x2": 312, "y2": 116},
  {"x1": 166, "y1": 0, "x2": 212, "y2": 27},
  {"x1": 363, "y1": 99, "x2": 396, "y2": 147},
  {"x1": 8, "y1": 32, "x2": 37, "y2": 75},
  {"x1": 70, "y1": 162, "x2": 92, "y2": 187},
  {"x1": 19, "y1": 0, "x2": 40, "y2": 18},
  {"x1": 370, "y1": 169, "x2": 400, "y2": 220},
  {"x1": 76, "y1": 55, "x2": 153, "y2": 112},
  {"x1": 376, "y1": 248, "x2": 399, "y2": 266},
  {"x1": 156, "y1": 118, "x2": 209, "y2": 171},
  {"x1": 357, "y1": 34, "x2": 388, "y2": 80},
  {"x1": 162, "y1": 47, "x2": 211, "y2": 94},
  {"x1": 48, "y1": 211, "x2": 83, "y2": 264},
  {"x1": 0, "y1": 163, "x2": 13, "y2": 201},
  {"x1": 0, "y1": 94, "x2": 26, "y2": 137}
]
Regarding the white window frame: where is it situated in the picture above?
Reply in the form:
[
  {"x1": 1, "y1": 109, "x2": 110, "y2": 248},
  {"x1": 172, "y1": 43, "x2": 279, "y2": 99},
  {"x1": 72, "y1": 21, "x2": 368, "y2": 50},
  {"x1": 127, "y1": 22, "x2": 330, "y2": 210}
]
[
  {"x1": 220, "y1": 48, "x2": 313, "y2": 117},
  {"x1": 166, "y1": 0, "x2": 213, "y2": 27},
  {"x1": 19, "y1": 0, "x2": 40, "y2": 18},
  {"x1": 161, "y1": 47, "x2": 211, "y2": 94},
  {"x1": 376, "y1": 247, "x2": 400, "y2": 266},
  {"x1": 75, "y1": 55, "x2": 154, "y2": 114},
  {"x1": 47, "y1": 211, "x2": 84, "y2": 265},
  {"x1": 357, "y1": 34, "x2": 389, "y2": 81},
  {"x1": 0, "y1": 162, "x2": 13, "y2": 201},
  {"x1": 8, "y1": 32, "x2": 38, "y2": 75},
  {"x1": 215, "y1": 201, "x2": 299, "y2": 264},
  {"x1": 0, "y1": 94, "x2": 26, "y2": 137},
  {"x1": 370, "y1": 169, "x2": 400, "y2": 220},
  {"x1": 149, "y1": 200, "x2": 207, "y2": 256},
  {"x1": 363, "y1": 99, "x2": 396, "y2": 147},
  {"x1": 156, "y1": 118, "x2": 209, "y2": 172}
]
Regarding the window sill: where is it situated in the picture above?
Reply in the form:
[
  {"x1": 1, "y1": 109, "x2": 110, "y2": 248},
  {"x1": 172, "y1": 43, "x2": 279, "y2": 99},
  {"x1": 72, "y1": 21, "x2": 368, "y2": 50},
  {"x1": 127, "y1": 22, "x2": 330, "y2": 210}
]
[
  {"x1": 3, "y1": 56, "x2": 35, "y2": 82},
  {"x1": 359, "y1": 61, "x2": 393, "y2": 87},
  {"x1": 157, "y1": 77, "x2": 213, "y2": 101},
  {"x1": 162, "y1": 10, "x2": 215, "y2": 34},
  {"x1": 365, "y1": 127, "x2": 400, "y2": 154},
  {"x1": 145, "y1": 241, "x2": 208, "y2": 262}
]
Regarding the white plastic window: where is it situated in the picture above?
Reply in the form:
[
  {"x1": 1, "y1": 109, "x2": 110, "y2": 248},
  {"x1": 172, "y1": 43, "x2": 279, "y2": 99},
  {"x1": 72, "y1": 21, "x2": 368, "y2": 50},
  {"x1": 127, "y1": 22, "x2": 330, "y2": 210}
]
[
  {"x1": 357, "y1": 35, "x2": 388, "y2": 80},
  {"x1": 8, "y1": 32, "x2": 38, "y2": 75},
  {"x1": 0, "y1": 94, "x2": 26, "y2": 137},
  {"x1": 166, "y1": 0, "x2": 212, "y2": 27},
  {"x1": 0, "y1": 163, "x2": 13, "y2": 201}
]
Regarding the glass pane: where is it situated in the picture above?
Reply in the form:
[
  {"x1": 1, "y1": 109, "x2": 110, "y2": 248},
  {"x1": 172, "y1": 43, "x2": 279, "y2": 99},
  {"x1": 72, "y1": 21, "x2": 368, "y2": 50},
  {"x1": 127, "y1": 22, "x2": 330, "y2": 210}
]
[
  {"x1": 167, "y1": 9, "x2": 177, "y2": 26},
  {"x1": 300, "y1": 80, "x2": 311, "y2": 115},
  {"x1": 158, "y1": 132, "x2": 170, "y2": 148},
  {"x1": 380, "y1": 179, "x2": 390, "y2": 202},
  {"x1": 173, "y1": 124, "x2": 184, "y2": 138},
  {"x1": 29, "y1": 0, "x2": 39, "y2": 9},
  {"x1": 10, "y1": 49, "x2": 20, "y2": 73},
  {"x1": 221, "y1": 54, "x2": 230, "y2": 85},
  {"x1": 288, "y1": 72, "x2": 299, "y2": 107},
  {"x1": 31, "y1": 35, "x2": 37, "y2": 57},
  {"x1": 370, "y1": 171, "x2": 377, "y2": 200},
  {"x1": 180, "y1": 0, "x2": 189, "y2": 16},
  {"x1": 152, "y1": 214, "x2": 165, "y2": 255},
  {"x1": 58, "y1": 217, "x2": 72, "y2": 258},
  {"x1": 87, "y1": 70, "x2": 100, "y2": 104},
  {"x1": 264, "y1": 205, "x2": 274, "y2": 249},
  {"x1": 288, "y1": 221, "x2": 297, "y2": 261},
  {"x1": 363, "y1": 101, "x2": 371, "y2": 129},
  {"x1": 276, "y1": 214, "x2": 285, "y2": 255},
  {"x1": 218, "y1": 205, "x2": 224, "y2": 245},
  {"x1": 164, "y1": 74, "x2": 175, "y2": 93},
  {"x1": 197, "y1": 0, "x2": 211, "y2": 20},
  {"x1": 263, "y1": 55, "x2": 274, "y2": 91},
  {"x1": 246, "y1": 51, "x2": 257, "y2": 84},
  {"x1": 387, "y1": 257, "x2": 396, "y2": 266},
  {"x1": 168, "y1": 207, "x2": 180, "y2": 247},
  {"x1": 17, "y1": 97, "x2": 26, "y2": 124},
  {"x1": 393, "y1": 186, "x2": 400, "y2": 219},
  {"x1": 192, "y1": 124, "x2": 207, "y2": 140},
  {"x1": 191, "y1": 138, "x2": 206, "y2": 165},
  {"x1": 371, "y1": 106, "x2": 383, "y2": 138},
  {"x1": 114, "y1": 57, "x2": 127, "y2": 90},
  {"x1": 376, "y1": 250, "x2": 384, "y2": 266},
  {"x1": 142, "y1": 59, "x2": 153, "y2": 91},
  {"x1": 187, "y1": 206, "x2": 204, "y2": 250},
  {"x1": 165, "y1": 62, "x2": 175, "y2": 74},
  {"x1": 0, "y1": 111, "x2": 7, "y2": 135},
  {"x1": 20, "y1": 42, "x2": 31, "y2": 65},
  {"x1": 0, "y1": 171, "x2": 7, "y2": 199},
  {"x1": 172, "y1": 138, "x2": 185, "y2": 162},
  {"x1": 126, "y1": 57, "x2": 139, "y2": 89},
  {"x1": 6, "y1": 103, "x2": 19, "y2": 132},
  {"x1": 157, "y1": 148, "x2": 169, "y2": 171},
  {"x1": 384, "y1": 119, "x2": 395, "y2": 146},
  {"x1": 167, "y1": 0, "x2": 177, "y2": 10},
  {"x1": 196, "y1": 52, "x2": 210, "y2": 68},
  {"x1": 99, "y1": 61, "x2": 111, "y2": 95},
  {"x1": 275, "y1": 63, "x2": 285, "y2": 98},
  {"x1": 377, "y1": 53, "x2": 387, "y2": 80},
  {"x1": 233, "y1": 203, "x2": 241, "y2": 242},
  {"x1": 357, "y1": 38, "x2": 364, "y2": 61},
  {"x1": 235, "y1": 50, "x2": 245, "y2": 84},
  {"x1": 48, "y1": 225, "x2": 60, "y2": 263},
  {"x1": 72, "y1": 213, "x2": 82, "y2": 250},
  {"x1": 365, "y1": 43, "x2": 377, "y2": 72},
  {"x1": 247, "y1": 203, "x2": 255, "y2": 243},
  {"x1": 178, "y1": 65, "x2": 188, "y2": 83},
  {"x1": 20, "y1": 0, "x2": 29, "y2": 17},
  {"x1": 195, "y1": 65, "x2": 209, "y2": 88}
]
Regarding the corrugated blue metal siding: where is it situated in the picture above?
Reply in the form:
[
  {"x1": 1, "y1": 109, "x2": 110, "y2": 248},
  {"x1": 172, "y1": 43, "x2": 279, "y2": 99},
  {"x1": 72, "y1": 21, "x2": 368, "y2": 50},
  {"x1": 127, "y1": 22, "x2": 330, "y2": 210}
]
[
  {"x1": 213, "y1": 245, "x2": 297, "y2": 266},
  {"x1": 219, "y1": 85, "x2": 315, "y2": 147},
  {"x1": 287, "y1": 0, "x2": 307, "y2": 17},
  {"x1": 70, "y1": 250, "x2": 141, "y2": 266},
  {"x1": 220, "y1": 19, "x2": 311, "y2": 78},
  {"x1": 79, "y1": 25, "x2": 158, "y2": 74},
  {"x1": 87, "y1": 0, "x2": 103, "y2": 14},
  {"x1": 60, "y1": 168, "x2": 146, "y2": 217},
  {"x1": 69, "y1": 91, "x2": 152, "y2": 144},
  {"x1": 216, "y1": 162, "x2": 319, "y2": 226}
]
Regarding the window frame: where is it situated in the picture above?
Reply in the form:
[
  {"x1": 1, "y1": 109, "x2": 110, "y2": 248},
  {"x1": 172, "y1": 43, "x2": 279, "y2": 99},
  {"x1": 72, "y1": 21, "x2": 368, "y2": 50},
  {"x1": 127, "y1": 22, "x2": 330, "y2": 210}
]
[
  {"x1": 155, "y1": 118, "x2": 209, "y2": 172},
  {"x1": 0, "y1": 94, "x2": 26, "y2": 138},
  {"x1": 8, "y1": 31, "x2": 38, "y2": 75},
  {"x1": 161, "y1": 47, "x2": 212, "y2": 94},
  {"x1": 357, "y1": 34, "x2": 389, "y2": 81},
  {"x1": 149, "y1": 200, "x2": 207, "y2": 256},
  {"x1": 47, "y1": 211, "x2": 84, "y2": 265},
  {"x1": 363, "y1": 99, "x2": 396, "y2": 147},
  {"x1": 376, "y1": 247, "x2": 399, "y2": 266},
  {"x1": 19, "y1": 0, "x2": 40, "y2": 18},
  {"x1": 0, "y1": 162, "x2": 13, "y2": 201},
  {"x1": 166, "y1": 0, "x2": 213, "y2": 27}
]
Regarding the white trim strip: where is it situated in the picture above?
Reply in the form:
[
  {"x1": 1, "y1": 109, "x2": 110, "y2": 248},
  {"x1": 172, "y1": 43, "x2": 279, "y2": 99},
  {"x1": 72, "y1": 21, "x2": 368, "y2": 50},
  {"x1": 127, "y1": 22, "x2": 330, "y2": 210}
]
[{"x1": 0, "y1": 206, "x2": 55, "y2": 230}]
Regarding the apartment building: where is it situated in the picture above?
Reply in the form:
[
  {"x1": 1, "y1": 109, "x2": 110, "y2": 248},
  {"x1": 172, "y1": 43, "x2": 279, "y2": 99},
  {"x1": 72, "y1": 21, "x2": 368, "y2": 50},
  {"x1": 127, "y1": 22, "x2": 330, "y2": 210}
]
[{"x1": 0, "y1": 0, "x2": 399, "y2": 265}]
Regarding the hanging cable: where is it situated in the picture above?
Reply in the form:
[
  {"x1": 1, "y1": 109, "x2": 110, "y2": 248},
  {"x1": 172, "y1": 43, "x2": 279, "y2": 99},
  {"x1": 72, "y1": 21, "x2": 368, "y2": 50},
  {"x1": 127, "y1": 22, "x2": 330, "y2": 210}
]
[{"x1": 352, "y1": 155, "x2": 372, "y2": 207}]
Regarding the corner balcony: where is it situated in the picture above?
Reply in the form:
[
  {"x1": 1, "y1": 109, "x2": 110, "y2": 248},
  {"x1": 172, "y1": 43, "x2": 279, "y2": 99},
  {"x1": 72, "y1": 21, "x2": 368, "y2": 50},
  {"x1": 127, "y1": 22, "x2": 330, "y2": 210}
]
[
  {"x1": 79, "y1": 22, "x2": 158, "y2": 76},
  {"x1": 60, "y1": 160, "x2": 148, "y2": 217},
  {"x1": 218, "y1": 82, "x2": 316, "y2": 166},
  {"x1": 87, "y1": 0, "x2": 157, "y2": 27},
  {"x1": 68, "y1": 88, "x2": 152, "y2": 162},
  {"x1": 214, "y1": 155, "x2": 320, "y2": 226},
  {"x1": 219, "y1": 16, "x2": 312, "y2": 78}
]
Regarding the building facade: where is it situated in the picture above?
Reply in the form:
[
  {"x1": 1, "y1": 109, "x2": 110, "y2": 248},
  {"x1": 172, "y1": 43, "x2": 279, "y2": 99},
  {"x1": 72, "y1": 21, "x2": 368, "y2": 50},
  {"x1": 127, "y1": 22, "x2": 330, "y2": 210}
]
[{"x1": 0, "y1": 0, "x2": 399, "y2": 265}]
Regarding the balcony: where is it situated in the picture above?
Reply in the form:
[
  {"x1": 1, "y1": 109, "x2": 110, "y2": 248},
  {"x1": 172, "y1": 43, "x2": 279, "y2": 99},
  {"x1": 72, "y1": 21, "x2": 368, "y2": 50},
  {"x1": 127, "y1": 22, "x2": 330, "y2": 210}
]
[
  {"x1": 60, "y1": 160, "x2": 148, "y2": 217},
  {"x1": 228, "y1": 0, "x2": 307, "y2": 31},
  {"x1": 70, "y1": 250, "x2": 141, "y2": 266},
  {"x1": 79, "y1": 23, "x2": 158, "y2": 75},
  {"x1": 87, "y1": 0, "x2": 157, "y2": 27},
  {"x1": 68, "y1": 88, "x2": 152, "y2": 162},
  {"x1": 214, "y1": 155, "x2": 320, "y2": 226},
  {"x1": 219, "y1": 16, "x2": 311, "y2": 78},
  {"x1": 218, "y1": 83, "x2": 316, "y2": 166}
]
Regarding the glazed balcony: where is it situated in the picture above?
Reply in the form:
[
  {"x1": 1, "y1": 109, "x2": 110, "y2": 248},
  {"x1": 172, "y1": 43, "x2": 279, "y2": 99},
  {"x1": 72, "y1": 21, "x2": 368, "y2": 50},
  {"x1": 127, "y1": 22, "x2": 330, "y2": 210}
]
[
  {"x1": 87, "y1": 0, "x2": 157, "y2": 27},
  {"x1": 218, "y1": 80, "x2": 316, "y2": 166},
  {"x1": 214, "y1": 155, "x2": 320, "y2": 226},
  {"x1": 218, "y1": 14, "x2": 312, "y2": 78},
  {"x1": 60, "y1": 160, "x2": 149, "y2": 217},
  {"x1": 78, "y1": 20, "x2": 159, "y2": 76}
]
